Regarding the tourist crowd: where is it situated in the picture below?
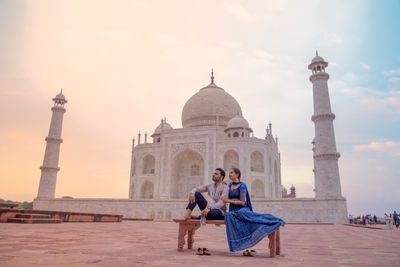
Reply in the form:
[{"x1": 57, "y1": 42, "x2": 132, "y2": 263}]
[{"x1": 348, "y1": 211, "x2": 400, "y2": 230}]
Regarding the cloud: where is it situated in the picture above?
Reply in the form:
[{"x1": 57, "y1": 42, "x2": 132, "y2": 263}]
[
  {"x1": 383, "y1": 69, "x2": 400, "y2": 76},
  {"x1": 360, "y1": 63, "x2": 371, "y2": 70},
  {"x1": 342, "y1": 72, "x2": 359, "y2": 82},
  {"x1": 388, "y1": 77, "x2": 400, "y2": 89},
  {"x1": 329, "y1": 62, "x2": 339, "y2": 68},
  {"x1": 333, "y1": 80, "x2": 400, "y2": 114},
  {"x1": 354, "y1": 141, "x2": 400, "y2": 157},
  {"x1": 253, "y1": 49, "x2": 275, "y2": 60},
  {"x1": 380, "y1": 68, "x2": 400, "y2": 89}
]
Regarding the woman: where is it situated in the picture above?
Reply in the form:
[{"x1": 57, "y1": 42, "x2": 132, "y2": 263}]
[
  {"x1": 384, "y1": 213, "x2": 393, "y2": 230},
  {"x1": 222, "y1": 168, "x2": 285, "y2": 253}
]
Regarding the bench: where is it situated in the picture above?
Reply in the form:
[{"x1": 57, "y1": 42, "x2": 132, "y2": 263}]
[{"x1": 173, "y1": 219, "x2": 281, "y2": 257}]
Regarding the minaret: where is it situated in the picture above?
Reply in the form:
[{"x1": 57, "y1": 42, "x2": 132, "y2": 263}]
[
  {"x1": 129, "y1": 138, "x2": 136, "y2": 199},
  {"x1": 37, "y1": 90, "x2": 67, "y2": 199},
  {"x1": 308, "y1": 52, "x2": 343, "y2": 198}
]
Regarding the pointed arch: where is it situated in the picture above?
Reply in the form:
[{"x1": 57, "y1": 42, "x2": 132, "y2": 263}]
[
  {"x1": 142, "y1": 154, "x2": 155, "y2": 174},
  {"x1": 251, "y1": 150, "x2": 264, "y2": 172},
  {"x1": 171, "y1": 149, "x2": 204, "y2": 198},
  {"x1": 190, "y1": 164, "x2": 200, "y2": 176},
  {"x1": 141, "y1": 181, "x2": 154, "y2": 199},
  {"x1": 224, "y1": 150, "x2": 239, "y2": 172},
  {"x1": 251, "y1": 179, "x2": 265, "y2": 198}
]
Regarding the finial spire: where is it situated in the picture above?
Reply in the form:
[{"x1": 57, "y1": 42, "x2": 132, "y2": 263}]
[
  {"x1": 211, "y1": 68, "x2": 214, "y2": 83},
  {"x1": 60, "y1": 88, "x2": 63, "y2": 94},
  {"x1": 316, "y1": 50, "x2": 318, "y2": 56},
  {"x1": 269, "y1": 121, "x2": 272, "y2": 135}
]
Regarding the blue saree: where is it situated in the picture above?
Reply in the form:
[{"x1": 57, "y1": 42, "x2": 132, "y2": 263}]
[{"x1": 224, "y1": 182, "x2": 285, "y2": 252}]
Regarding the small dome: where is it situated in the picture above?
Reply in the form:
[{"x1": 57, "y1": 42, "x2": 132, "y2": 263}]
[
  {"x1": 53, "y1": 90, "x2": 67, "y2": 104},
  {"x1": 152, "y1": 120, "x2": 173, "y2": 136},
  {"x1": 311, "y1": 55, "x2": 325, "y2": 64},
  {"x1": 308, "y1": 52, "x2": 328, "y2": 70},
  {"x1": 226, "y1": 115, "x2": 250, "y2": 129},
  {"x1": 55, "y1": 92, "x2": 65, "y2": 100}
]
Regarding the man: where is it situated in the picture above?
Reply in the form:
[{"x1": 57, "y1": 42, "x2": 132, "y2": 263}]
[
  {"x1": 348, "y1": 214, "x2": 353, "y2": 224},
  {"x1": 182, "y1": 168, "x2": 228, "y2": 220},
  {"x1": 394, "y1": 211, "x2": 399, "y2": 229}
]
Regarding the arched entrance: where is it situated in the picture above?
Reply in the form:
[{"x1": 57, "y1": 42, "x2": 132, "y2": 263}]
[
  {"x1": 141, "y1": 181, "x2": 154, "y2": 199},
  {"x1": 142, "y1": 154, "x2": 155, "y2": 174},
  {"x1": 251, "y1": 151, "x2": 264, "y2": 172},
  {"x1": 224, "y1": 150, "x2": 239, "y2": 172},
  {"x1": 171, "y1": 149, "x2": 204, "y2": 198},
  {"x1": 251, "y1": 179, "x2": 265, "y2": 198}
]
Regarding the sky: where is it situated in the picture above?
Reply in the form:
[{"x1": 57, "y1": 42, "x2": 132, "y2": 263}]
[{"x1": 0, "y1": 0, "x2": 399, "y2": 216}]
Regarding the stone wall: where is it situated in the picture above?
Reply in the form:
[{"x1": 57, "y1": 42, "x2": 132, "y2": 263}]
[{"x1": 34, "y1": 197, "x2": 347, "y2": 223}]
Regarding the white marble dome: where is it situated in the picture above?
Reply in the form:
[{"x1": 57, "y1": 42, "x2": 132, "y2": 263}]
[
  {"x1": 152, "y1": 120, "x2": 173, "y2": 136},
  {"x1": 181, "y1": 82, "x2": 242, "y2": 128},
  {"x1": 226, "y1": 114, "x2": 250, "y2": 129},
  {"x1": 311, "y1": 55, "x2": 325, "y2": 63}
]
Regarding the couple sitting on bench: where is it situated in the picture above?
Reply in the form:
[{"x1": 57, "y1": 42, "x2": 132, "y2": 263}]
[{"x1": 182, "y1": 167, "x2": 285, "y2": 253}]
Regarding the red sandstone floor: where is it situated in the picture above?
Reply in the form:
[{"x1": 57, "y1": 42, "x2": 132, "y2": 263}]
[{"x1": 0, "y1": 221, "x2": 399, "y2": 267}]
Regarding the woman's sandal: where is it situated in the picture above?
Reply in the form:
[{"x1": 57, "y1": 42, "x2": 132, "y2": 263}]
[
  {"x1": 196, "y1": 247, "x2": 211, "y2": 256},
  {"x1": 243, "y1": 249, "x2": 256, "y2": 257}
]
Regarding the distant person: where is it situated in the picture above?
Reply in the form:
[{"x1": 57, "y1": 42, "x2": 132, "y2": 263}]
[
  {"x1": 384, "y1": 213, "x2": 393, "y2": 230},
  {"x1": 181, "y1": 168, "x2": 228, "y2": 222},
  {"x1": 348, "y1": 214, "x2": 354, "y2": 224},
  {"x1": 394, "y1": 211, "x2": 399, "y2": 229}
]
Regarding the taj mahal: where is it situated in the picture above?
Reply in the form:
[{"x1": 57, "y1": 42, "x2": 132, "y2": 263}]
[
  {"x1": 129, "y1": 70, "x2": 282, "y2": 201},
  {"x1": 33, "y1": 53, "x2": 348, "y2": 223}
]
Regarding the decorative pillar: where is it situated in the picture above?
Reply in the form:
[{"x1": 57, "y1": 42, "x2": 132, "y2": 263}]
[{"x1": 37, "y1": 90, "x2": 67, "y2": 199}]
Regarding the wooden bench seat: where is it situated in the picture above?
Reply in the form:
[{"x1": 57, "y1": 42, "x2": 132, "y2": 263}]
[{"x1": 173, "y1": 219, "x2": 281, "y2": 257}]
